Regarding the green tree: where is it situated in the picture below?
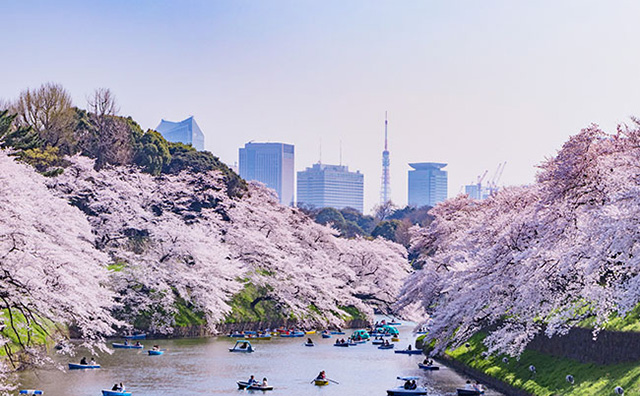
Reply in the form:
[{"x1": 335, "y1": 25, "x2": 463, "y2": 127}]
[
  {"x1": 0, "y1": 110, "x2": 42, "y2": 151},
  {"x1": 315, "y1": 207, "x2": 346, "y2": 229},
  {"x1": 133, "y1": 130, "x2": 171, "y2": 175},
  {"x1": 371, "y1": 219, "x2": 402, "y2": 242}
]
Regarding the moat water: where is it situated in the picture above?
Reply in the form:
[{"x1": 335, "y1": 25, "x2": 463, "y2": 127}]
[{"x1": 17, "y1": 322, "x2": 504, "y2": 396}]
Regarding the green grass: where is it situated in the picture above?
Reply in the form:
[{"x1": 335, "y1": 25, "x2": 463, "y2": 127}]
[
  {"x1": 1, "y1": 309, "x2": 58, "y2": 362},
  {"x1": 337, "y1": 305, "x2": 366, "y2": 321},
  {"x1": 224, "y1": 284, "x2": 283, "y2": 324},
  {"x1": 174, "y1": 297, "x2": 207, "y2": 327},
  {"x1": 448, "y1": 332, "x2": 640, "y2": 396}
]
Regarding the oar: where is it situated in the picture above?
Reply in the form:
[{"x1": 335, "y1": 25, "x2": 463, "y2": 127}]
[{"x1": 328, "y1": 378, "x2": 339, "y2": 384}]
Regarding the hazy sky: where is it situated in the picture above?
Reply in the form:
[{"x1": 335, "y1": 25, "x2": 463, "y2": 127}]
[{"x1": 4, "y1": 0, "x2": 640, "y2": 212}]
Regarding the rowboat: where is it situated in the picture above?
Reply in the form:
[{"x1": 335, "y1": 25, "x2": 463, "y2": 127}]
[
  {"x1": 304, "y1": 342, "x2": 315, "y2": 347},
  {"x1": 333, "y1": 342, "x2": 349, "y2": 347},
  {"x1": 123, "y1": 333, "x2": 146, "y2": 340},
  {"x1": 372, "y1": 339, "x2": 385, "y2": 345},
  {"x1": 391, "y1": 337, "x2": 400, "y2": 342},
  {"x1": 148, "y1": 350, "x2": 164, "y2": 355},
  {"x1": 248, "y1": 384, "x2": 273, "y2": 391},
  {"x1": 386, "y1": 376, "x2": 428, "y2": 395},
  {"x1": 378, "y1": 343, "x2": 394, "y2": 349},
  {"x1": 229, "y1": 340, "x2": 254, "y2": 352},
  {"x1": 394, "y1": 349, "x2": 422, "y2": 355},
  {"x1": 101, "y1": 390, "x2": 132, "y2": 396},
  {"x1": 418, "y1": 363, "x2": 439, "y2": 370},
  {"x1": 238, "y1": 380, "x2": 274, "y2": 390},
  {"x1": 388, "y1": 322, "x2": 402, "y2": 326},
  {"x1": 68, "y1": 363, "x2": 100, "y2": 369},
  {"x1": 457, "y1": 389, "x2": 484, "y2": 396},
  {"x1": 19, "y1": 391, "x2": 43, "y2": 395},
  {"x1": 112, "y1": 343, "x2": 143, "y2": 349},
  {"x1": 305, "y1": 330, "x2": 316, "y2": 334},
  {"x1": 330, "y1": 331, "x2": 345, "y2": 335},
  {"x1": 321, "y1": 333, "x2": 331, "y2": 339},
  {"x1": 314, "y1": 379, "x2": 329, "y2": 386}
]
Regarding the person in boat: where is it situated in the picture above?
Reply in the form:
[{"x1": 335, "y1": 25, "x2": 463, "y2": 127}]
[
  {"x1": 240, "y1": 342, "x2": 248, "y2": 349},
  {"x1": 307, "y1": 338, "x2": 313, "y2": 344},
  {"x1": 124, "y1": 339, "x2": 129, "y2": 346},
  {"x1": 411, "y1": 380, "x2": 417, "y2": 390},
  {"x1": 90, "y1": 357, "x2": 96, "y2": 365},
  {"x1": 135, "y1": 341, "x2": 141, "y2": 346},
  {"x1": 112, "y1": 384, "x2": 119, "y2": 391},
  {"x1": 407, "y1": 344, "x2": 412, "y2": 351},
  {"x1": 403, "y1": 379, "x2": 411, "y2": 389},
  {"x1": 473, "y1": 381, "x2": 484, "y2": 392},
  {"x1": 152, "y1": 345, "x2": 159, "y2": 351},
  {"x1": 384, "y1": 339, "x2": 390, "y2": 346},
  {"x1": 316, "y1": 371, "x2": 326, "y2": 380},
  {"x1": 464, "y1": 380, "x2": 474, "y2": 390},
  {"x1": 247, "y1": 375, "x2": 257, "y2": 385},
  {"x1": 80, "y1": 357, "x2": 88, "y2": 365},
  {"x1": 261, "y1": 377, "x2": 268, "y2": 387}
]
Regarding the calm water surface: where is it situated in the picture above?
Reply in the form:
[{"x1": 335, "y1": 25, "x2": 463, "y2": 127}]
[{"x1": 18, "y1": 322, "x2": 504, "y2": 396}]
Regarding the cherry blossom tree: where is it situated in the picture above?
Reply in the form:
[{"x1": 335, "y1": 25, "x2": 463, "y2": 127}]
[
  {"x1": 397, "y1": 123, "x2": 640, "y2": 357},
  {"x1": 49, "y1": 157, "x2": 410, "y2": 332},
  {"x1": 0, "y1": 150, "x2": 117, "y2": 393}
]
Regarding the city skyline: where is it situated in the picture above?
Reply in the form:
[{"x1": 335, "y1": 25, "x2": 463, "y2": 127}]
[{"x1": 4, "y1": 1, "x2": 640, "y2": 212}]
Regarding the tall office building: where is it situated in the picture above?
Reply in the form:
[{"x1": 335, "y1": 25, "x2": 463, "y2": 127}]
[
  {"x1": 297, "y1": 163, "x2": 364, "y2": 213},
  {"x1": 156, "y1": 116, "x2": 205, "y2": 151},
  {"x1": 408, "y1": 162, "x2": 448, "y2": 207},
  {"x1": 239, "y1": 142, "x2": 295, "y2": 206}
]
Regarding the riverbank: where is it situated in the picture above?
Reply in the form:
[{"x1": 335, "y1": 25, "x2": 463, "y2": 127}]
[{"x1": 436, "y1": 332, "x2": 640, "y2": 396}]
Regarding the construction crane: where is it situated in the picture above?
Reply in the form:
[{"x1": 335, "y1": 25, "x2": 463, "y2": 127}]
[{"x1": 487, "y1": 162, "x2": 506, "y2": 196}]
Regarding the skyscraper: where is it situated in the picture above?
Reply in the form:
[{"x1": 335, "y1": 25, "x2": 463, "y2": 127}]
[
  {"x1": 297, "y1": 163, "x2": 364, "y2": 213},
  {"x1": 156, "y1": 116, "x2": 205, "y2": 151},
  {"x1": 380, "y1": 112, "x2": 391, "y2": 205},
  {"x1": 408, "y1": 162, "x2": 448, "y2": 207},
  {"x1": 239, "y1": 142, "x2": 295, "y2": 206}
]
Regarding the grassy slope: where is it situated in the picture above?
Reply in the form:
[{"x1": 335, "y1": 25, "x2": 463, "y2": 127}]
[{"x1": 447, "y1": 332, "x2": 640, "y2": 396}]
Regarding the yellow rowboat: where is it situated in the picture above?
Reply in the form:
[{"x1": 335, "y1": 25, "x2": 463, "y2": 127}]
[
  {"x1": 314, "y1": 379, "x2": 329, "y2": 386},
  {"x1": 305, "y1": 330, "x2": 317, "y2": 334},
  {"x1": 391, "y1": 337, "x2": 400, "y2": 342}
]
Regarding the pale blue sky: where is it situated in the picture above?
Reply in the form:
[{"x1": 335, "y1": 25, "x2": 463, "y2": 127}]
[{"x1": 3, "y1": 1, "x2": 640, "y2": 212}]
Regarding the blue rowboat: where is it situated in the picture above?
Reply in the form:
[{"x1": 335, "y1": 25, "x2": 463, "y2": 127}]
[
  {"x1": 112, "y1": 343, "x2": 143, "y2": 349},
  {"x1": 68, "y1": 363, "x2": 100, "y2": 369},
  {"x1": 378, "y1": 344, "x2": 394, "y2": 349},
  {"x1": 330, "y1": 331, "x2": 345, "y2": 335},
  {"x1": 418, "y1": 363, "x2": 440, "y2": 370},
  {"x1": 321, "y1": 333, "x2": 331, "y2": 338},
  {"x1": 101, "y1": 390, "x2": 132, "y2": 396},
  {"x1": 123, "y1": 333, "x2": 146, "y2": 340},
  {"x1": 19, "y1": 391, "x2": 43, "y2": 395},
  {"x1": 304, "y1": 342, "x2": 314, "y2": 347},
  {"x1": 394, "y1": 349, "x2": 423, "y2": 355},
  {"x1": 148, "y1": 350, "x2": 164, "y2": 355},
  {"x1": 333, "y1": 342, "x2": 349, "y2": 347}
]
